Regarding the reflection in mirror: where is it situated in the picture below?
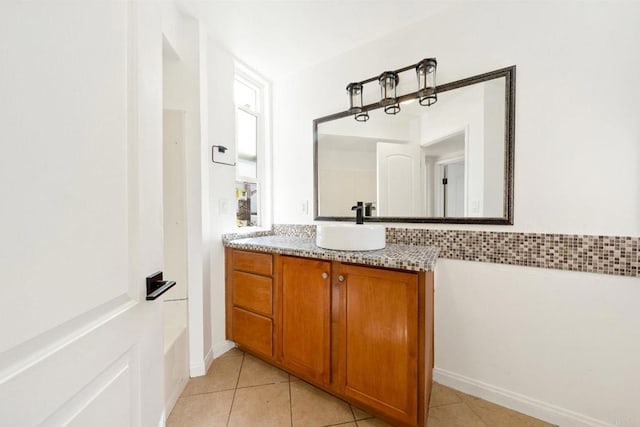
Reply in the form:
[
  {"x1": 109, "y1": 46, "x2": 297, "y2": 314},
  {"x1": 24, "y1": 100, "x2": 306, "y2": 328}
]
[
  {"x1": 315, "y1": 67, "x2": 514, "y2": 224},
  {"x1": 236, "y1": 181, "x2": 258, "y2": 227}
]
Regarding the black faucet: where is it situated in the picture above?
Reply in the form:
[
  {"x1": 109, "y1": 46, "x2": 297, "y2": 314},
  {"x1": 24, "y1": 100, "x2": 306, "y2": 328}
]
[
  {"x1": 351, "y1": 201, "x2": 364, "y2": 224},
  {"x1": 364, "y1": 202, "x2": 376, "y2": 217}
]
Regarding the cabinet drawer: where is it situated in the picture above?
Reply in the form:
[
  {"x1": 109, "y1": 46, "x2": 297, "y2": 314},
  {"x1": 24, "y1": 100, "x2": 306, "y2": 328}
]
[
  {"x1": 232, "y1": 307, "x2": 273, "y2": 357},
  {"x1": 232, "y1": 250, "x2": 273, "y2": 276},
  {"x1": 233, "y1": 271, "x2": 273, "y2": 316}
]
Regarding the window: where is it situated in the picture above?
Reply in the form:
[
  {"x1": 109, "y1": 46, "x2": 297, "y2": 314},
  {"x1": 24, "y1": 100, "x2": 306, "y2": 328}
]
[{"x1": 234, "y1": 69, "x2": 269, "y2": 228}]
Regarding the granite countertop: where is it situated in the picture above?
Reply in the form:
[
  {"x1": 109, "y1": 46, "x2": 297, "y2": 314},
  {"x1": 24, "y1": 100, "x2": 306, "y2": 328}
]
[{"x1": 224, "y1": 235, "x2": 440, "y2": 272}]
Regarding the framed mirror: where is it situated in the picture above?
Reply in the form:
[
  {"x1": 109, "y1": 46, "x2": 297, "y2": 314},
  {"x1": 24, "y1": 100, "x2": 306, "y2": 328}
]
[{"x1": 314, "y1": 66, "x2": 515, "y2": 224}]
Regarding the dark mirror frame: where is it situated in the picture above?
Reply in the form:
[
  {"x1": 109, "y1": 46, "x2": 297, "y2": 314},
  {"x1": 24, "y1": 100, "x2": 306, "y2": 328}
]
[{"x1": 313, "y1": 65, "x2": 516, "y2": 224}]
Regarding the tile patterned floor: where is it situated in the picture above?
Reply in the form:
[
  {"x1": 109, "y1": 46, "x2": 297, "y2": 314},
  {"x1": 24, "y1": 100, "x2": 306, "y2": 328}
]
[{"x1": 167, "y1": 348, "x2": 553, "y2": 427}]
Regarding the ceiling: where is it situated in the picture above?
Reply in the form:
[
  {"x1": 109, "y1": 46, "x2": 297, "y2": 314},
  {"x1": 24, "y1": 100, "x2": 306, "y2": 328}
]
[{"x1": 181, "y1": 1, "x2": 451, "y2": 81}]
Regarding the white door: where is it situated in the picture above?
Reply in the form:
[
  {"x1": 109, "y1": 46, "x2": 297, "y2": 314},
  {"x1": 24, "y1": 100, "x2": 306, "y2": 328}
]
[
  {"x1": 436, "y1": 160, "x2": 466, "y2": 217},
  {"x1": 1, "y1": 2, "x2": 165, "y2": 426},
  {"x1": 377, "y1": 142, "x2": 423, "y2": 216},
  {"x1": 445, "y1": 161, "x2": 466, "y2": 217}
]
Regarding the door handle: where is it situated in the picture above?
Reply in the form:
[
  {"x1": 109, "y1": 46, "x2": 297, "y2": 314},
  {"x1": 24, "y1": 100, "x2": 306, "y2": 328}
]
[{"x1": 146, "y1": 271, "x2": 176, "y2": 300}]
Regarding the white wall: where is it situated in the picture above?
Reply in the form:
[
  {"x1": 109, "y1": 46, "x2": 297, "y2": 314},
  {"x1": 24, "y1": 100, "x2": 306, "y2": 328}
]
[
  {"x1": 272, "y1": 2, "x2": 640, "y2": 426},
  {"x1": 162, "y1": 10, "x2": 244, "y2": 375},
  {"x1": 202, "y1": 40, "x2": 239, "y2": 361},
  {"x1": 161, "y1": 4, "x2": 213, "y2": 380},
  {"x1": 161, "y1": 4, "x2": 207, "y2": 410},
  {"x1": 163, "y1": 9, "x2": 275, "y2": 374},
  {"x1": 434, "y1": 260, "x2": 640, "y2": 427},
  {"x1": 273, "y1": 2, "x2": 640, "y2": 236}
]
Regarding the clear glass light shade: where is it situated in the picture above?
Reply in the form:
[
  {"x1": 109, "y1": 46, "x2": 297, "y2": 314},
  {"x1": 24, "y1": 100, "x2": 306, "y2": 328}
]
[
  {"x1": 346, "y1": 82, "x2": 363, "y2": 113},
  {"x1": 347, "y1": 82, "x2": 369, "y2": 121},
  {"x1": 416, "y1": 58, "x2": 437, "y2": 106},
  {"x1": 379, "y1": 71, "x2": 400, "y2": 115},
  {"x1": 354, "y1": 111, "x2": 369, "y2": 122}
]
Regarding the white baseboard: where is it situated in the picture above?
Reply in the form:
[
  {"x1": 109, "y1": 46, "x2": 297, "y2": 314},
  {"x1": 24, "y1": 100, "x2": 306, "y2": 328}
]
[
  {"x1": 164, "y1": 375, "x2": 188, "y2": 417},
  {"x1": 204, "y1": 346, "x2": 214, "y2": 372},
  {"x1": 189, "y1": 347, "x2": 213, "y2": 377},
  {"x1": 189, "y1": 341, "x2": 235, "y2": 377},
  {"x1": 212, "y1": 340, "x2": 236, "y2": 359},
  {"x1": 433, "y1": 368, "x2": 613, "y2": 427},
  {"x1": 189, "y1": 359, "x2": 206, "y2": 377}
]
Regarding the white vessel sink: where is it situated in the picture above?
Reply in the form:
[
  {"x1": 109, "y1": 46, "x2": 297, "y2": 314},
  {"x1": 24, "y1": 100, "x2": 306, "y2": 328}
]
[{"x1": 316, "y1": 224, "x2": 386, "y2": 251}]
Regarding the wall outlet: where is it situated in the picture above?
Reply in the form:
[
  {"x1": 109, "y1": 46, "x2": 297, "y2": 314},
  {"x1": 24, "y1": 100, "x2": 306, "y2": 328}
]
[{"x1": 301, "y1": 200, "x2": 309, "y2": 215}]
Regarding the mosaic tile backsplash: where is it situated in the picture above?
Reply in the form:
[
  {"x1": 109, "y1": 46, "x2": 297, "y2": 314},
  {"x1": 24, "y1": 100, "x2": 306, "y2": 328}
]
[
  {"x1": 385, "y1": 228, "x2": 638, "y2": 277},
  {"x1": 260, "y1": 224, "x2": 638, "y2": 277},
  {"x1": 272, "y1": 224, "x2": 317, "y2": 238}
]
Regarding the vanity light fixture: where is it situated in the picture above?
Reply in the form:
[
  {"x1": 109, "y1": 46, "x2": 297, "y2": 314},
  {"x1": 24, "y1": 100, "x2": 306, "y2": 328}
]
[
  {"x1": 416, "y1": 58, "x2": 437, "y2": 106},
  {"x1": 379, "y1": 71, "x2": 400, "y2": 115},
  {"x1": 345, "y1": 57, "x2": 438, "y2": 121},
  {"x1": 346, "y1": 82, "x2": 369, "y2": 122}
]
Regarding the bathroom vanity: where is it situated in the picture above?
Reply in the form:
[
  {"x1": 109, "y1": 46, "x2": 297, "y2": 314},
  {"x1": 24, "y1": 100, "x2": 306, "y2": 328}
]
[{"x1": 224, "y1": 235, "x2": 439, "y2": 427}]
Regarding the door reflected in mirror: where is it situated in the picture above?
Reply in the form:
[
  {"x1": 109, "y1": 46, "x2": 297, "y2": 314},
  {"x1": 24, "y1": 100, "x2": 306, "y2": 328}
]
[{"x1": 314, "y1": 67, "x2": 514, "y2": 224}]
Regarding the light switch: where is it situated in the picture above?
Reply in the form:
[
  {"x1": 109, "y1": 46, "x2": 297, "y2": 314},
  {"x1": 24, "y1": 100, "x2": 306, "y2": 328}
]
[{"x1": 219, "y1": 198, "x2": 234, "y2": 215}]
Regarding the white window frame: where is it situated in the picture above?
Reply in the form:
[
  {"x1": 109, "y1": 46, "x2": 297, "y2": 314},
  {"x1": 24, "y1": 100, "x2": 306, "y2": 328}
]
[{"x1": 234, "y1": 63, "x2": 271, "y2": 229}]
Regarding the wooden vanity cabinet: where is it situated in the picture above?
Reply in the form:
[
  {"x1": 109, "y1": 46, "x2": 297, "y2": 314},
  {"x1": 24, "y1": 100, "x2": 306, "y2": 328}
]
[{"x1": 226, "y1": 248, "x2": 434, "y2": 427}]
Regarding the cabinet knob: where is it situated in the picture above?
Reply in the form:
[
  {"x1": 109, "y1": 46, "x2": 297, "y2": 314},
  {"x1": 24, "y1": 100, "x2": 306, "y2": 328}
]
[
  {"x1": 338, "y1": 275, "x2": 345, "y2": 282},
  {"x1": 322, "y1": 272, "x2": 328, "y2": 279}
]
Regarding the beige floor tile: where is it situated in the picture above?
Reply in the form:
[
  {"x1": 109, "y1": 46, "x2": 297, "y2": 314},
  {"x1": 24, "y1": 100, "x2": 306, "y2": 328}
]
[
  {"x1": 181, "y1": 355, "x2": 243, "y2": 396},
  {"x1": 167, "y1": 390, "x2": 234, "y2": 427},
  {"x1": 170, "y1": 360, "x2": 551, "y2": 427},
  {"x1": 291, "y1": 380, "x2": 355, "y2": 426},
  {"x1": 356, "y1": 418, "x2": 394, "y2": 427},
  {"x1": 454, "y1": 388, "x2": 482, "y2": 404},
  {"x1": 237, "y1": 354, "x2": 290, "y2": 388},
  {"x1": 228, "y1": 382, "x2": 292, "y2": 427},
  {"x1": 219, "y1": 347, "x2": 244, "y2": 358},
  {"x1": 466, "y1": 398, "x2": 554, "y2": 427},
  {"x1": 350, "y1": 404, "x2": 373, "y2": 420},
  {"x1": 429, "y1": 382, "x2": 463, "y2": 407},
  {"x1": 427, "y1": 402, "x2": 488, "y2": 427}
]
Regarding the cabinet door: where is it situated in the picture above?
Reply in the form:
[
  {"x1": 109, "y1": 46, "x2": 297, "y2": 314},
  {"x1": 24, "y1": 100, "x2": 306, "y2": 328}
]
[
  {"x1": 336, "y1": 264, "x2": 419, "y2": 425},
  {"x1": 279, "y1": 256, "x2": 331, "y2": 384}
]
